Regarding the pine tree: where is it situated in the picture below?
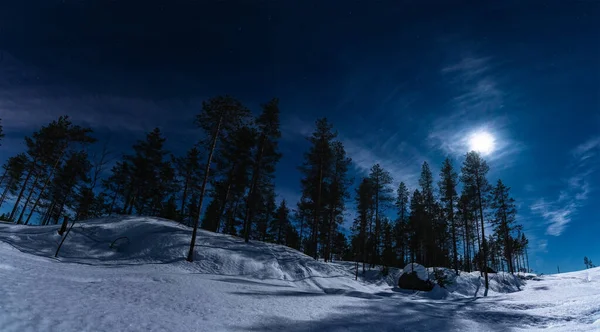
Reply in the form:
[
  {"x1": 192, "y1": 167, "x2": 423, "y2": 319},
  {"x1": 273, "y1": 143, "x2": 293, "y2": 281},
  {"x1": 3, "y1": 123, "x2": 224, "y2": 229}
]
[
  {"x1": 270, "y1": 200, "x2": 290, "y2": 244},
  {"x1": 205, "y1": 125, "x2": 256, "y2": 234},
  {"x1": 174, "y1": 147, "x2": 203, "y2": 222},
  {"x1": 323, "y1": 141, "x2": 352, "y2": 262},
  {"x1": 186, "y1": 193, "x2": 200, "y2": 226},
  {"x1": 243, "y1": 98, "x2": 282, "y2": 242},
  {"x1": 254, "y1": 186, "x2": 276, "y2": 241},
  {"x1": 439, "y1": 158, "x2": 459, "y2": 274},
  {"x1": 584, "y1": 256, "x2": 590, "y2": 269},
  {"x1": 74, "y1": 143, "x2": 112, "y2": 221},
  {"x1": 160, "y1": 196, "x2": 179, "y2": 220},
  {"x1": 352, "y1": 177, "x2": 374, "y2": 274},
  {"x1": 381, "y1": 218, "x2": 395, "y2": 268},
  {"x1": 461, "y1": 151, "x2": 491, "y2": 293},
  {"x1": 285, "y1": 220, "x2": 301, "y2": 250},
  {"x1": 457, "y1": 189, "x2": 477, "y2": 272},
  {"x1": 408, "y1": 189, "x2": 424, "y2": 265},
  {"x1": 368, "y1": 164, "x2": 394, "y2": 267},
  {"x1": 120, "y1": 128, "x2": 174, "y2": 216},
  {"x1": 11, "y1": 116, "x2": 95, "y2": 224},
  {"x1": 418, "y1": 162, "x2": 437, "y2": 266},
  {"x1": 299, "y1": 118, "x2": 337, "y2": 259},
  {"x1": 490, "y1": 179, "x2": 518, "y2": 274},
  {"x1": 45, "y1": 151, "x2": 92, "y2": 227},
  {"x1": 331, "y1": 232, "x2": 348, "y2": 261},
  {"x1": 394, "y1": 182, "x2": 410, "y2": 267},
  {"x1": 102, "y1": 161, "x2": 131, "y2": 215},
  {"x1": 295, "y1": 196, "x2": 311, "y2": 251},
  {"x1": 520, "y1": 233, "x2": 530, "y2": 272},
  {"x1": 188, "y1": 96, "x2": 250, "y2": 262},
  {"x1": 0, "y1": 154, "x2": 28, "y2": 209}
]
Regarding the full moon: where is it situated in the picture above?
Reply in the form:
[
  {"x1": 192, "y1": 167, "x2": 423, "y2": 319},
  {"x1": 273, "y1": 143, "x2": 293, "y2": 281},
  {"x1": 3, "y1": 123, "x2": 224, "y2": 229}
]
[{"x1": 468, "y1": 131, "x2": 495, "y2": 155}]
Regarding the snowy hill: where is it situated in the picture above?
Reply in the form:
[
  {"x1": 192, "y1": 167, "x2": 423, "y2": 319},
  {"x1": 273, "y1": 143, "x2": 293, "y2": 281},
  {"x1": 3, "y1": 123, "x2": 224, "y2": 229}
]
[{"x1": 0, "y1": 216, "x2": 599, "y2": 331}]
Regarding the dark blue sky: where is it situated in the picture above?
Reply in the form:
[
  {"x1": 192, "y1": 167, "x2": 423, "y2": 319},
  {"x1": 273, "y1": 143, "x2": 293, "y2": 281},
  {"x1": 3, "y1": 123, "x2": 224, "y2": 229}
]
[{"x1": 0, "y1": 0, "x2": 599, "y2": 273}]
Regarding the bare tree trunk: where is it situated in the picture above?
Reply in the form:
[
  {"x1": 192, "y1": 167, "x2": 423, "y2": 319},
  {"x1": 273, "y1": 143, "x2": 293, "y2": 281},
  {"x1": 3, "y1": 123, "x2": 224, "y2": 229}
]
[
  {"x1": 55, "y1": 217, "x2": 73, "y2": 257},
  {"x1": 243, "y1": 134, "x2": 266, "y2": 243},
  {"x1": 476, "y1": 183, "x2": 489, "y2": 293},
  {"x1": 9, "y1": 159, "x2": 37, "y2": 221},
  {"x1": 25, "y1": 148, "x2": 67, "y2": 225},
  {"x1": 525, "y1": 247, "x2": 530, "y2": 272},
  {"x1": 216, "y1": 165, "x2": 236, "y2": 232},
  {"x1": 17, "y1": 174, "x2": 42, "y2": 224},
  {"x1": 312, "y1": 162, "x2": 323, "y2": 260},
  {"x1": 0, "y1": 169, "x2": 8, "y2": 190},
  {"x1": 187, "y1": 116, "x2": 222, "y2": 262},
  {"x1": 0, "y1": 178, "x2": 14, "y2": 208}
]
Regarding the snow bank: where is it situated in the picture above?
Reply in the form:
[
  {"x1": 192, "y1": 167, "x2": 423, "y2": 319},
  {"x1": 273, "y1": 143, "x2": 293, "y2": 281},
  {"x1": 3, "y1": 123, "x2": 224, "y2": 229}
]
[
  {"x1": 0, "y1": 216, "x2": 528, "y2": 299},
  {"x1": 0, "y1": 216, "x2": 376, "y2": 293}
]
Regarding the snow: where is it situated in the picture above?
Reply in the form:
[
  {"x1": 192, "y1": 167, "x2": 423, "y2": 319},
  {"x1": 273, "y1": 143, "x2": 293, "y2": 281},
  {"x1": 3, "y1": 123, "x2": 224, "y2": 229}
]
[
  {"x1": 0, "y1": 216, "x2": 599, "y2": 331},
  {"x1": 402, "y1": 262, "x2": 429, "y2": 281}
]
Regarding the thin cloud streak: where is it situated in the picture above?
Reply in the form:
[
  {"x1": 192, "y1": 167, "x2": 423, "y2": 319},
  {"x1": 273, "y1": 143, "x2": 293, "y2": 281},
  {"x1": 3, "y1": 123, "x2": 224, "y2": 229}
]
[
  {"x1": 342, "y1": 136, "x2": 424, "y2": 191},
  {"x1": 530, "y1": 136, "x2": 599, "y2": 236},
  {"x1": 430, "y1": 55, "x2": 524, "y2": 168}
]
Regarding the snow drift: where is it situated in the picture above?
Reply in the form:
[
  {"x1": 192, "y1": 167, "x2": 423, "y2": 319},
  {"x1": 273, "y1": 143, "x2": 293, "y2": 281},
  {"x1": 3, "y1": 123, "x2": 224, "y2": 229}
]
[
  {"x1": 0, "y1": 216, "x2": 379, "y2": 292},
  {"x1": 1, "y1": 216, "x2": 600, "y2": 331},
  {"x1": 0, "y1": 216, "x2": 524, "y2": 296}
]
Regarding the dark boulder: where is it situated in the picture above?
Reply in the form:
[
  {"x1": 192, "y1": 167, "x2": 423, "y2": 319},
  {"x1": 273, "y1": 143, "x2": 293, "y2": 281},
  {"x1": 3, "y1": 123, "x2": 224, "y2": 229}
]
[
  {"x1": 485, "y1": 266, "x2": 497, "y2": 274},
  {"x1": 398, "y1": 272, "x2": 435, "y2": 291}
]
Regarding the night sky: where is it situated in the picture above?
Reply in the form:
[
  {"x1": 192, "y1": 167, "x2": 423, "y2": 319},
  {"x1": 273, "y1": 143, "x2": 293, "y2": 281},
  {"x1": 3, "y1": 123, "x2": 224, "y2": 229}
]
[{"x1": 0, "y1": 0, "x2": 599, "y2": 274}]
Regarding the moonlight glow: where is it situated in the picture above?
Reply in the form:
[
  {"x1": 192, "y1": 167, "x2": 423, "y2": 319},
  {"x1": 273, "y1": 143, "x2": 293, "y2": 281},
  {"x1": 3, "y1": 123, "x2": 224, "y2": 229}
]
[{"x1": 468, "y1": 131, "x2": 495, "y2": 155}]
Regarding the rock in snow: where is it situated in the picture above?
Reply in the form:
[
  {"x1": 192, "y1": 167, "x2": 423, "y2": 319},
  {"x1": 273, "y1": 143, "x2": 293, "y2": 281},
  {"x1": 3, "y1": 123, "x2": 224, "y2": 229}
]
[
  {"x1": 402, "y1": 263, "x2": 429, "y2": 281},
  {"x1": 0, "y1": 216, "x2": 599, "y2": 332}
]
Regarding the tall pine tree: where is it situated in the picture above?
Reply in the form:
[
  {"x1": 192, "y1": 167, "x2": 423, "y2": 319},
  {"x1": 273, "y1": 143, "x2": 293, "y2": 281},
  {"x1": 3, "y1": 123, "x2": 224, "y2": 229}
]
[
  {"x1": 188, "y1": 96, "x2": 250, "y2": 262},
  {"x1": 174, "y1": 147, "x2": 203, "y2": 222},
  {"x1": 299, "y1": 118, "x2": 336, "y2": 259},
  {"x1": 490, "y1": 179, "x2": 518, "y2": 274},
  {"x1": 352, "y1": 177, "x2": 374, "y2": 274},
  {"x1": 368, "y1": 164, "x2": 393, "y2": 266},
  {"x1": 394, "y1": 182, "x2": 410, "y2": 267},
  {"x1": 323, "y1": 141, "x2": 352, "y2": 262},
  {"x1": 121, "y1": 128, "x2": 174, "y2": 216},
  {"x1": 461, "y1": 151, "x2": 491, "y2": 293},
  {"x1": 243, "y1": 98, "x2": 282, "y2": 242},
  {"x1": 0, "y1": 154, "x2": 27, "y2": 209},
  {"x1": 439, "y1": 158, "x2": 459, "y2": 274}
]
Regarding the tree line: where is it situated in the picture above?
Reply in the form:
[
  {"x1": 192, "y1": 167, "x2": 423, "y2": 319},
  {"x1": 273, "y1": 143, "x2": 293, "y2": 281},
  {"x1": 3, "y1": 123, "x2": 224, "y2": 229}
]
[
  {"x1": 0, "y1": 97, "x2": 530, "y2": 292},
  {"x1": 348, "y1": 152, "x2": 530, "y2": 291}
]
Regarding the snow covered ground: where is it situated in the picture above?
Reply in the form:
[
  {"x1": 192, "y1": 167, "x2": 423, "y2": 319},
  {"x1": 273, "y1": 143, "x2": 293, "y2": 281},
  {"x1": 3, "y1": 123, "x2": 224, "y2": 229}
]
[{"x1": 0, "y1": 216, "x2": 598, "y2": 331}]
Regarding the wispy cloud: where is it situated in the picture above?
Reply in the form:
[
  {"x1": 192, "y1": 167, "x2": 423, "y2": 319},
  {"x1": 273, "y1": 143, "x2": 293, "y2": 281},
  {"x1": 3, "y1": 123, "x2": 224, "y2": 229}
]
[
  {"x1": 342, "y1": 135, "x2": 426, "y2": 191},
  {"x1": 441, "y1": 56, "x2": 504, "y2": 114},
  {"x1": 0, "y1": 93, "x2": 196, "y2": 133},
  {"x1": 430, "y1": 55, "x2": 524, "y2": 168},
  {"x1": 281, "y1": 113, "x2": 429, "y2": 192},
  {"x1": 0, "y1": 50, "x2": 202, "y2": 134},
  {"x1": 530, "y1": 136, "x2": 599, "y2": 236}
]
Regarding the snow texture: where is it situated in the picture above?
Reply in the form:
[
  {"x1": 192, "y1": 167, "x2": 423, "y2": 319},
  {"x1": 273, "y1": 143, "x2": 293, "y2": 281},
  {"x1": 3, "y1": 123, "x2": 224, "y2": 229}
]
[{"x1": 0, "y1": 216, "x2": 598, "y2": 331}]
